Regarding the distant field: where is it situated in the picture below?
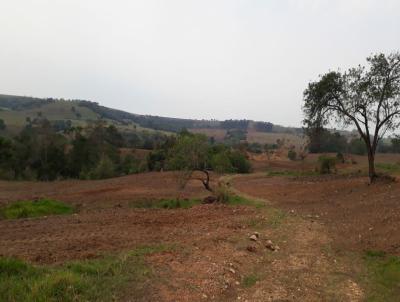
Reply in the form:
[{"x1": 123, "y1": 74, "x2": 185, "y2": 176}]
[
  {"x1": 246, "y1": 130, "x2": 305, "y2": 147},
  {"x1": 190, "y1": 128, "x2": 305, "y2": 146},
  {"x1": 190, "y1": 128, "x2": 227, "y2": 141},
  {"x1": 0, "y1": 101, "x2": 98, "y2": 129},
  {"x1": 0, "y1": 100, "x2": 169, "y2": 135}
]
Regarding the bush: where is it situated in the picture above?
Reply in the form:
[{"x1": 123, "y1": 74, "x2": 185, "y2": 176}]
[
  {"x1": 211, "y1": 152, "x2": 235, "y2": 173},
  {"x1": 288, "y1": 149, "x2": 297, "y2": 161},
  {"x1": 336, "y1": 152, "x2": 345, "y2": 163},
  {"x1": 120, "y1": 154, "x2": 141, "y2": 175},
  {"x1": 90, "y1": 155, "x2": 115, "y2": 179},
  {"x1": 318, "y1": 156, "x2": 336, "y2": 174},
  {"x1": 229, "y1": 151, "x2": 251, "y2": 173}
]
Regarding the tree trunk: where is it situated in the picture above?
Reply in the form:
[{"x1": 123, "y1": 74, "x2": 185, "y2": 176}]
[
  {"x1": 367, "y1": 151, "x2": 377, "y2": 183},
  {"x1": 199, "y1": 169, "x2": 213, "y2": 192}
]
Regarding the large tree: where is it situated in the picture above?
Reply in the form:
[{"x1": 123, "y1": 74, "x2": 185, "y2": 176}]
[{"x1": 303, "y1": 52, "x2": 400, "y2": 182}]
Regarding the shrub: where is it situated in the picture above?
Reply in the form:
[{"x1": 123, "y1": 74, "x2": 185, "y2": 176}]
[
  {"x1": 211, "y1": 152, "x2": 235, "y2": 173},
  {"x1": 90, "y1": 155, "x2": 115, "y2": 179},
  {"x1": 288, "y1": 149, "x2": 297, "y2": 161},
  {"x1": 336, "y1": 152, "x2": 345, "y2": 163},
  {"x1": 120, "y1": 154, "x2": 141, "y2": 175},
  {"x1": 318, "y1": 156, "x2": 336, "y2": 174},
  {"x1": 228, "y1": 151, "x2": 251, "y2": 173}
]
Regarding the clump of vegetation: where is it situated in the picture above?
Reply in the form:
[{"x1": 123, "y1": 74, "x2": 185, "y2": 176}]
[
  {"x1": 375, "y1": 162, "x2": 400, "y2": 174},
  {"x1": 363, "y1": 251, "x2": 400, "y2": 301},
  {"x1": 287, "y1": 149, "x2": 297, "y2": 161},
  {"x1": 218, "y1": 190, "x2": 264, "y2": 208},
  {"x1": 336, "y1": 152, "x2": 345, "y2": 163},
  {"x1": 0, "y1": 119, "x2": 149, "y2": 181},
  {"x1": 267, "y1": 170, "x2": 317, "y2": 177},
  {"x1": 0, "y1": 245, "x2": 170, "y2": 302},
  {"x1": 242, "y1": 274, "x2": 260, "y2": 288},
  {"x1": 88, "y1": 155, "x2": 116, "y2": 180},
  {"x1": 318, "y1": 156, "x2": 336, "y2": 174},
  {"x1": 0, "y1": 199, "x2": 74, "y2": 219},
  {"x1": 163, "y1": 130, "x2": 251, "y2": 175},
  {"x1": 130, "y1": 198, "x2": 201, "y2": 209}
]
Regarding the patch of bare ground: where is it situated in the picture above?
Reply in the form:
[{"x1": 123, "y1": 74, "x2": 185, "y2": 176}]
[
  {"x1": 233, "y1": 173, "x2": 400, "y2": 254},
  {"x1": 225, "y1": 184, "x2": 363, "y2": 301}
]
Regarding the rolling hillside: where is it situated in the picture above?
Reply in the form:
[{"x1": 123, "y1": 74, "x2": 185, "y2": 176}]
[{"x1": 0, "y1": 94, "x2": 304, "y2": 146}]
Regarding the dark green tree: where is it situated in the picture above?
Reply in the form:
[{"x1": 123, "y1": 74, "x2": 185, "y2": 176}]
[{"x1": 0, "y1": 119, "x2": 6, "y2": 130}]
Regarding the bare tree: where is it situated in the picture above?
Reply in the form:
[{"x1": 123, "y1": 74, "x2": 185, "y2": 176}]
[{"x1": 303, "y1": 52, "x2": 400, "y2": 182}]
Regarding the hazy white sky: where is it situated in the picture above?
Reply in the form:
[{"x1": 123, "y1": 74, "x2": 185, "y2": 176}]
[{"x1": 1, "y1": 0, "x2": 399, "y2": 126}]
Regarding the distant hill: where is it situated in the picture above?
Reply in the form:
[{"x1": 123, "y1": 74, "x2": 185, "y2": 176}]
[{"x1": 0, "y1": 94, "x2": 305, "y2": 145}]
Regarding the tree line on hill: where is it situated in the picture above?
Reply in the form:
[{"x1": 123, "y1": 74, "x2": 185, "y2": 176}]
[
  {"x1": 0, "y1": 95, "x2": 285, "y2": 134},
  {"x1": 0, "y1": 119, "x2": 251, "y2": 181},
  {"x1": 306, "y1": 126, "x2": 400, "y2": 155}
]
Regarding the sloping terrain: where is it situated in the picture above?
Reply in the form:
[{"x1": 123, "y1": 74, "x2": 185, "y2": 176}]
[
  {"x1": 0, "y1": 94, "x2": 302, "y2": 143},
  {"x1": 234, "y1": 174, "x2": 400, "y2": 255},
  {"x1": 0, "y1": 170, "x2": 371, "y2": 301}
]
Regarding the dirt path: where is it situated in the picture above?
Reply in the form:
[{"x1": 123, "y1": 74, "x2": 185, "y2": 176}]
[{"x1": 227, "y1": 174, "x2": 364, "y2": 301}]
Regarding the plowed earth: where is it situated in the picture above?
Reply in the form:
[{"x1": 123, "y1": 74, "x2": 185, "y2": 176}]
[
  {"x1": 233, "y1": 174, "x2": 400, "y2": 255},
  {"x1": 1, "y1": 165, "x2": 397, "y2": 301}
]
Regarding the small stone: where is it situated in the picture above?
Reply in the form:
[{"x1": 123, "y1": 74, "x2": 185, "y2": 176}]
[
  {"x1": 229, "y1": 268, "x2": 236, "y2": 274},
  {"x1": 249, "y1": 235, "x2": 258, "y2": 241},
  {"x1": 265, "y1": 240, "x2": 275, "y2": 251},
  {"x1": 254, "y1": 232, "x2": 260, "y2": 238},
  {"x1": 247, "y1": 246, "x2": 257, "y2": 253}
]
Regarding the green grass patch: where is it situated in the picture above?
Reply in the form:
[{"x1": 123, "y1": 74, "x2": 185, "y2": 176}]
[
  {"x1": 0, "y1": 199, "x2": 74, "y2": 219},
  {"x1": 0, "y1": 245, "x2": 171, "y2": 302},
  {"x1": 266, "y1": 170, "x2": 318, "y2": 177},
  {"x1": 130, "y1": 198, "x2": 201, "y2": 209},
  {"x1": 375, "y1": 163, "x2": 400, "y2": 174},
  {"x1": 242, "y1": 274, "x2": 260, "y2": 288},
  {"x1": 224, "y1": 194, "x2": 264, "y2": 208},
  {"x1": 363, "y1": 250, "x2": 400, "y2": 301}
]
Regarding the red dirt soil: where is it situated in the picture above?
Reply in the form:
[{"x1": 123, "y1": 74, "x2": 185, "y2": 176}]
[
  {"x1": 0, "y1": 171, "x2": 274, "y2": 301},
  {"x1": 0, "y1": 172, "x2": 214, "y2": 211},
  {"x1": 233, "y1": 174, "x2": 400, "y2": 255}
]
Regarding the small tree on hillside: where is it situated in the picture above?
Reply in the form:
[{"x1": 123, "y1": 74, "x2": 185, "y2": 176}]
[
  {"x1": 303, "y1": 52, "x2": 400, "y2": 182},
  {"x1": 166, "y1": 132, "x2": 213, "y2": 192}
]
